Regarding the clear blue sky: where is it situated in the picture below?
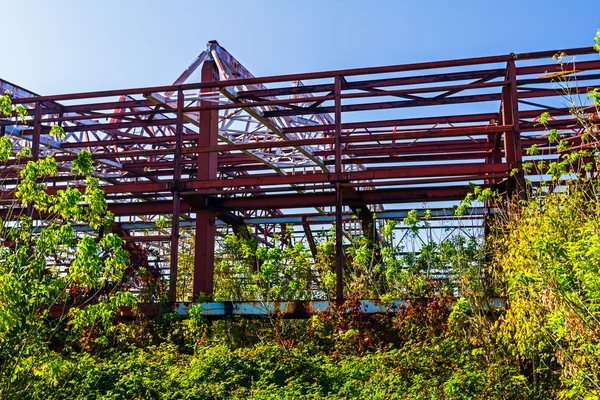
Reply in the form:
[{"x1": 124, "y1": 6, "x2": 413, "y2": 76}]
[{"x1": 1, "y1": 0, "x2": 599, "y2": 95}]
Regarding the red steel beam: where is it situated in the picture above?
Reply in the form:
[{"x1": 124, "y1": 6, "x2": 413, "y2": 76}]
[
  {"x1": 194, "y1": 59, "x2": 219, "y2": 300},
  {"x1": 10, "y1": 47, "x2": 593, "y2": 105}
]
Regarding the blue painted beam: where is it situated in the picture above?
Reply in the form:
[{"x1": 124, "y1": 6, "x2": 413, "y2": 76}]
[{"x1": 174, "y1": 298, "x2": 505, "y2": 317}]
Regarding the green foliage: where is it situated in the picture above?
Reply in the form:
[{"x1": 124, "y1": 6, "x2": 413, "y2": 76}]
[
  {"x1": 0, "y1": 91, "x2": 27, "y2": 123},
  {"x1": 0, "y1": 90, "x2": 12, "y2": 117},
  {"x1": 0, "y1": 325, "x2": 536, "y2": 399},
  {"x1": 0, "y1": 25, "x2": 599, "y2": 400},
  {"x1": 0, "y1": 134, "x2": 134, "y2": 397},
  {"x1": 538, "y1": 111, "x2": 551, "y2": 125},
  {"x1": 403, "y1": 209, "x2": 420, "y2": 229},
  {"x1": 49, "y1": 124, "x2": 65, "y2": 140},
  {"x1": 0, "y1": 136, "x2": 12, "y2": 162},
  {"x1": 493, "y1": 180, "x2": 600, "y2": 396},
  {"x1": 588, "y1": 88, "x2": 600, "y2": 107},
  {"x1": 526, "y1": 143, "x2": 540, "y2": 155},
  {"x1": 155, "y1": 215, "x2": 171, "y2": 229},
  {"x1": 213, "y1": 230, "x2": 314, "y2": 301}
]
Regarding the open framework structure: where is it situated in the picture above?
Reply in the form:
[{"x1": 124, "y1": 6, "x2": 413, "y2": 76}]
[{"x1": 1, "y1": 42, "x2": 599, "y2": 316}]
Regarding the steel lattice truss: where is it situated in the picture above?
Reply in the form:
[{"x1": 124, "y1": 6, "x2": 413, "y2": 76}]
[{"x1": 1, "y1": 42, "x2": 599, "y2": 301}]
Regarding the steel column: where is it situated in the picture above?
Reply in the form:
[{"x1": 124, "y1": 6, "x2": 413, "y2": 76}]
[
  {"x1": 508, "y1": 57, "x2": 525, "y2": 197},
  {"x1": 168, "y1": 90, "x2": 184, "y2": 302},
  {"x1": 193, "y1": 60, "x2": 219, "y2": 300},
  {"x1": 32, "y1": 102, "x2": 41, "y2": 161},
  {"x1": 502, "y1": 57, "x2": 524, "y2": 197},
  {"x1": 334, "y1": 76, "x2": 344, "y2": 301},
  {"x1": 26, "y1": 102, "x2": 42, "y2": 218}
]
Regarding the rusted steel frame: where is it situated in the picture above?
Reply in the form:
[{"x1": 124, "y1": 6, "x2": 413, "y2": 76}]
[
  {"x1": 317, "y1": 141, "x2": 496, "y2": 157},
  {"x1": 0, "y1": 105, "x2": 59, "y2": 124},
  {"x1": 340, "y1": 173, "x2": 509, "y2": 188},
  {"x1": 433, "y1": 74, "x2": 499, "y2": 100},
  {"x1": 302, "y1": 222, "x2": 318, "y2": 258},
  {"x1": 334, "y1": 76, "x2": 344, "y2": 301},
  {"x1": 203, "y1": 170, "x2": 508, "y2": 195},
  {"x1": 216, "y1": 186, "x2": 478, "y2": 211},
  {"x1": 183, "y1": 137, "x2": 334, "y2": 154},
  {"x1": 47, "y1": 94, "x2": 336, "y2": 119},
  {"x1": 11, "y1": 47, "x2": 593, "y2": 105},
  {"x1": 193, "y1": 60, "x2": 219, "y2": 300},
  {"x1": 40, "y1": 107, "x2": 172, "y2": 124},
  {"x1": 39, "y1": 101, "x2": 159, "y2": 122},
  {"x1": 342, "y1": 80, "x2": 509, "y2": 101},
  {"x1": 331, "y1": 152, "x2": 491, "y2": 166},
  {"x1": 183, "y1": 124, "x2": 509, "y2": 155},
  {"x1": 283, "y1": 104, "x2": 593, "y2": 135},
  {"x1": 56, "y1": 99, "x2": 154, "y2": 114},
  {"x1": 100, "y1": 182, "x2": 171, "y2": 194},
  {"x1": 123, "y1": 235, "x2": 170, "y2": 242},
  {"x1": 106, "y1": 170, "x2": 505, "y2": 196},
  {"x1": 84, "y1": 148, "x2": 176, "y2": 160},
  {"x1": 181, "y1": 183, "x2": 336, "y2": 196},
  {"x1": 517, "y1": 72, "x2": 600, "y2": 86},
  {"x1": 186, "y1": 94, "x2": 335, "y2": 112},
  {"x1": 520, "y1": 117, "x2": 600, "y2": 132},
  {"x1": 516, "y1": 59, "x2": 600, "y2": 76},
  {"x1": 356, "y1": 186, "x2": 477, "y2": 205},
  {"x1": 518, "y1": 85, "x2": 599, "y2": 100},
  {"x1": 184, "y1": 125, "x2": 507, "y2": 155},
  {"x1": 168, "y1": 90, "x2": 184, "y2": 302},
  {"x1": 125, "y1": 163, "x2": 507, "y2": 193},
  {"x1": 184, "y1": 164, "x2": 584, "y2": 212},
  {"x1": 220, "y1": 193, "x2": 491, "y2": 220},
  {"x1": 6, "y1": 108, "x2": 497, "y2": 136},
  {"x1": 30, "y1": 102, "x2": 42, "y2": 161},
  {"x1": 501, "y1": 58, "x2": 526, "y2": 197},
  {"x1": 60, "y1": 134, "x2": 199, "y2": 149},
  {"x1": 57, "y1": 117, "x2": 177, "y2": 133},
  {"x1": 0, "y1": 164, "x2": 508, "y2": 199},
  {"x1": 124, "y1": 156, "x2": 260, "y2": 170},
  {"x1": 0, "y1": 181, "x2": 170, "y2": 199},
  {"x1": 4, "y1": 56, "x2": 509, "y2": 104},
  {"x1": 108, "y1": 201, "x2": 190, "y2": 216},
  {"x1": 15, "y1": 117, "x2": 178, "y2": 135},
  {"x1": 124, "y1": 157, "x2": 255, "y2": 170},
  {"x1": 218, "y1": 164, "x2": 282, "y2": 173},
  {"x1": 238, "y1": 69, "x2": 506, "y2": 99},
  {"x1": 509, "y1": 59, "x2": 522, "y2": 162},
  {"x1": 262, "y1": 92, "x2": 502, "y2": 118},
  {"x1": 106, "y1": 193, "x2": 169, "y2": 201},
  {"x1": 522, "y1": 106, "x2": 598, "y2": 121},
  {"x1": 283, "y1": 112, "x2": 499, "y2": 134},
  {"x1": 24, "y1": 102, "x2": 43, "y2": 217}
]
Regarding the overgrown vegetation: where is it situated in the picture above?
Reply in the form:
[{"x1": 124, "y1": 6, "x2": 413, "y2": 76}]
[{"x1": 0, "y1": 30, "x2": 599, "y2": 399}]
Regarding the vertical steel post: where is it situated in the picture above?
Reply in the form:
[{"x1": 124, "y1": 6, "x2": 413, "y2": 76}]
[
  {"x1": 168, "y1": 89, "x2": 184, "y2": 302},
  {"x1": 508, "y1": 57, "x2": 525, "y2": 196},
  {"x1": 27, "y1": 102, "x2": 42, "y2": 218},
  {"x1": 502, "y1": 57, "x2": 524, "y2": 197},
  {"x1": 484, "y1": 118, "x2": 500, "y2": 243},
  {"x1": 32, "y1": 102, "x2": 41, "y2": 162},
  {"x1": 193, "y1": 59, "x2": 219, "y2": 300},
  {"x1": 334, "y1": 76, "x2": 344, "y2": 302}
]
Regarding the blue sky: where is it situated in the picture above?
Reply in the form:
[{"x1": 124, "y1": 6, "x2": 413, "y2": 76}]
[{"x1": 1, "y1": 0, "x2": 599, "y2": 95}]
